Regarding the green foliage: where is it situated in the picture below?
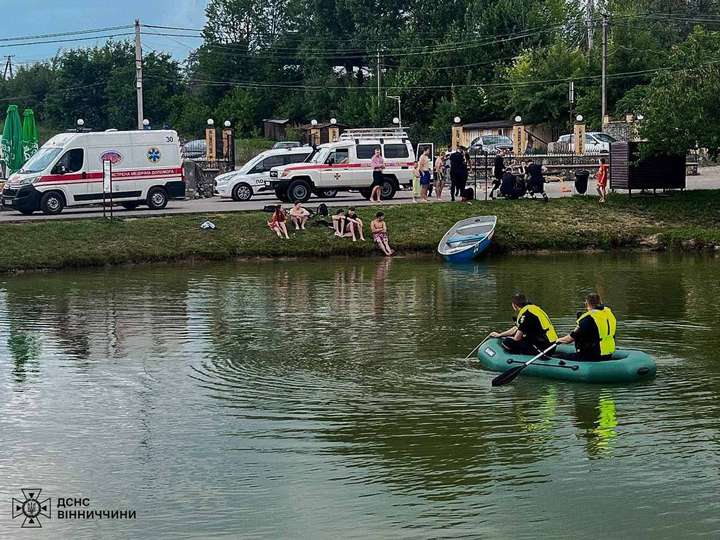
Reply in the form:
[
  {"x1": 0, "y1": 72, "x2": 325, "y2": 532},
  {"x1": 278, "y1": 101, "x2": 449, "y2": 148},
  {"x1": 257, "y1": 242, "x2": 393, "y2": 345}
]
[
  {"x1": 638, "y1": 27, "x2": 720, "y2": 156},
  {"x1": 2, "y1": 0, "x2": 720, "y2": 153}
]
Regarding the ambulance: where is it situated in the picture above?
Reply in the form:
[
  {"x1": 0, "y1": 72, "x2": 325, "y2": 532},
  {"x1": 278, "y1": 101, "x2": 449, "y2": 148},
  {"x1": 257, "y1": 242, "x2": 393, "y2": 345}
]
[{"x1": 2, "y1": 130, "x2": 185, "y2": 215}]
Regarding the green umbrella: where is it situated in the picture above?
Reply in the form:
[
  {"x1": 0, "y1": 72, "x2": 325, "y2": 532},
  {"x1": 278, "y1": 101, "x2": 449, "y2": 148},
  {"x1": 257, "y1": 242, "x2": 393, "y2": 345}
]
[
  {"x1": 21, "y1": 108, "x2": 39, "y2": 162},
  {"x1": 1, "y1": 105, "x2": 24, "y2": 174}
]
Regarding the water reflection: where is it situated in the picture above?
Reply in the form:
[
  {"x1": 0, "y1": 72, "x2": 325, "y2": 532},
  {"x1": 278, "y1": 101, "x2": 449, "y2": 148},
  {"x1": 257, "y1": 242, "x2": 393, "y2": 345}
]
[{"x1": 1, "y1": 254, "x2": 720, "y2": 537}]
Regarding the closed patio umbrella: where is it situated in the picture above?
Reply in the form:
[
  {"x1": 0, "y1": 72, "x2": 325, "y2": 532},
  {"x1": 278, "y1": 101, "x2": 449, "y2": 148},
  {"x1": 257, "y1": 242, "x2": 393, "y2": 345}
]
[
  {"x1": 1, "y1": 105, "x2": 24, "y2": 174},
  {"x1": 21, "y1": 108, "x2": 39, "y2": 162}
]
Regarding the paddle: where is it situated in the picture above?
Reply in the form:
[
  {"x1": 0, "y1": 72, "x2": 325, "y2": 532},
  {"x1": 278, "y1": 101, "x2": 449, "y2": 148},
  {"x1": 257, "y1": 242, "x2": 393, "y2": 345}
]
[
  {"x1": 491, "y1": 342, "x2": 558, "y2": 387},
  {"x1": 465, "y1": 333, "x2": 492, "y2": 360}
]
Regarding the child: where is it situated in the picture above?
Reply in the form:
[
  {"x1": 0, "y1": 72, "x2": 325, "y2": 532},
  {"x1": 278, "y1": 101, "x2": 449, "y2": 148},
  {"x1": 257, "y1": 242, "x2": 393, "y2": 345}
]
[
  {"x1": 346, "y1": 207, "x2": 366, "y2": 241},
  {"x1": 332, "y1": 209, "x2": 347, "y2": 237},
  {"x1": 267, "y1": 205, "x2": 290, "y2": 239},
  {"x1": 371, "y1": 211, "x2": 394, "y2": 256},
  {"x1": 596, "y1": 157, "x2": 609, "y2": 203},
  {"x1": 412, "y1": 161, "x2": 421, "y2": 202}
]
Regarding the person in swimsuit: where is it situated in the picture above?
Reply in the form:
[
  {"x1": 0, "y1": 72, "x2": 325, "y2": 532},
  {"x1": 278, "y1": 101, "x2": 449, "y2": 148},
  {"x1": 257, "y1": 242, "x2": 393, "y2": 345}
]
[
  {"x1": 268, "y1": 205, "x2": 290, "y2": 239},
  {"x1": 371, "y1": 211, "x2": 393, "y2": 256},
  {"x1": 289, "y1": 202, "x2": 310, "y2": 230},
  {"x1": 346, "y1": 207, "x2": 366, "y2": 241}
]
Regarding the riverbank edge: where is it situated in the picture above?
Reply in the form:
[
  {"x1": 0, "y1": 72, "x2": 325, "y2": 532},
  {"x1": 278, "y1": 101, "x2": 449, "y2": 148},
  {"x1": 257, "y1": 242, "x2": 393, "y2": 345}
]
[{"x1": 0, "y1": 192, "x2": 718, "y2": 274}]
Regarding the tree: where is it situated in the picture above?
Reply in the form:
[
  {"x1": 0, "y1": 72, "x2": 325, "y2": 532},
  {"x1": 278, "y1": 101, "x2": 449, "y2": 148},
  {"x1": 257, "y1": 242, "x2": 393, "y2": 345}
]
[{"x1": 638, "y1": 27, "x2": 720, "y2": 156}]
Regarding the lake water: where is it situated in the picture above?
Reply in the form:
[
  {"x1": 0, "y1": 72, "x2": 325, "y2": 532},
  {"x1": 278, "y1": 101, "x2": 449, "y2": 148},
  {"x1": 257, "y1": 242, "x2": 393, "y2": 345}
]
[{"x1": 1, "y1": 254, "x2": 719, "y2": 538}]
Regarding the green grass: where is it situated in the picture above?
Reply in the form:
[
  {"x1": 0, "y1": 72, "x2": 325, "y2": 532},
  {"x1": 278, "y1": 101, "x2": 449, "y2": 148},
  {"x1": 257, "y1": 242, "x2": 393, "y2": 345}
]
[{"x1": 0, "y1": 190, "x2": 719, "y2": 273}]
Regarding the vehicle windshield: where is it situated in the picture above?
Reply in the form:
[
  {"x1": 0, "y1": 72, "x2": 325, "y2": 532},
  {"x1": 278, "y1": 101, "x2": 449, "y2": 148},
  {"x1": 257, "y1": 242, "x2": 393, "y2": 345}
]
[
  {"x1": 310, "y1": 148, "x2": 329, "y2": 163},
  {"x1": 593, "y1": 133, "x2": 616, "y2": 143},
  {"x1": 484, "y1": 135, "x2": 512, "y2": 146},
  {"x1": 17, "y1": 147, "x2": 63, "y2": 174}
]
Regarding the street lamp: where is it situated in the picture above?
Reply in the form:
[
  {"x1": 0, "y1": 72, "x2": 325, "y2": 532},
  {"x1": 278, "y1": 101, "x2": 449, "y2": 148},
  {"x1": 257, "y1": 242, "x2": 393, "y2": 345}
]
[
  {"x1": 514, "y1": 115, "x2": 522, "y2": 123},
  {"x1": 330, "y1": 118, "x2": 337, "y2": 125},
  {"x1": 386, "y1": 93, "x2": 402, "y2": 128},
  {"x1": 576, "y1": 114, "x2": 584, "y2": 122},
  {"x1": 310, "y1": 119, "x2": 318, "y2": 126},
  {"x1": 392, "y1": 117, "x2": 399, "y2": 125},
  {"x1": 207, "y1": 118, "x2": 215, "y2": 126},
  {"x1": 142, "y1": 118, "x2": 150, "y2": 130},
  {"x1": 453, "y1": 116, "x2": 461, "y2": 124},
  {"x1": 76, "y1": 118, "x2": 85, "y2": 132},
  {"x1": 224, "y1": 120, "x2": 231, "y2": 128}
]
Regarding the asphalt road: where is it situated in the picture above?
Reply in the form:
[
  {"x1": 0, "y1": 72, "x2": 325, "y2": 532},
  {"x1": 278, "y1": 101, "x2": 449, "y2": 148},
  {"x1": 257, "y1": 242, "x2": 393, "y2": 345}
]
[{"x1": 0, "y1": 171, "x2": 718, "y2": 223}]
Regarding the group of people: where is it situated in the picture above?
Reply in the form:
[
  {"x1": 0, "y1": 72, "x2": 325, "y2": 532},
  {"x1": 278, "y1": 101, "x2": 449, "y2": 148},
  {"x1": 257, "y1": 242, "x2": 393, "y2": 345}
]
[
  {"x1": 267, "y1": 202, "x2": 312, "y2": 239},
  {"x1": 267, "y1": 202, "x2": 394, "y2": 256},
  {"x1": 490, "y1": 292, "x2": 617, "y2": 361},
  {"x1": 490, "y1": 150, "x2": 549, "y2": 201},
  {"x1": 409, "y1": 146, "x2": 473, "y2": 203}
]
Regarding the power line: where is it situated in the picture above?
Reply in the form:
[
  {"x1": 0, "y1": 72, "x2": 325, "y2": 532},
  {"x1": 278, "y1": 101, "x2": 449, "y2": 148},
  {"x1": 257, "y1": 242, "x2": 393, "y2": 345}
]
[{"x1": 0, "y1": 25, "x2": 133, "y2": 43}]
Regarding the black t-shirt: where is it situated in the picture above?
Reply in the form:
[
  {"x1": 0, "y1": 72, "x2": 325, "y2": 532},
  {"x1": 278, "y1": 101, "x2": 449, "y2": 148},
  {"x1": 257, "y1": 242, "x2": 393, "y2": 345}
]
[
  {"x1": 500, "y1": 172, "x2": 516, "y2": 195},
  {"x1": 449, "y1": 152, "x2": 467, "y2": 175},
  {"x1": 527, "y1": 163, "x2": 543, "y2": 181},
  {"x1": 517, "y1": 309, "x2": 550, "y2": 347},
  {"x1": 571, "y1": 316, "x2": 602, "y2": 359},
  {"x1": 493, "y1": 155, "x2": 504, "y2": 179}
]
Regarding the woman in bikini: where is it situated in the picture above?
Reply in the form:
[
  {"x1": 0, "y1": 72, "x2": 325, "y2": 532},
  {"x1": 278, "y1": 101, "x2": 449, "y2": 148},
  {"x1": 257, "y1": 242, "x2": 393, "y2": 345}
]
[{"x1": 267, "y1": 205, "x2": 290, "y2": 239}]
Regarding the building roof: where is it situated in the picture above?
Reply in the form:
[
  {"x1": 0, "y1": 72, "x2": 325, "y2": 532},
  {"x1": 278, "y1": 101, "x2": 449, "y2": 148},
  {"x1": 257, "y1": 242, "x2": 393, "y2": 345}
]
[{"x1": 462, "y1": 120, "x2": 514, "y2": 130}]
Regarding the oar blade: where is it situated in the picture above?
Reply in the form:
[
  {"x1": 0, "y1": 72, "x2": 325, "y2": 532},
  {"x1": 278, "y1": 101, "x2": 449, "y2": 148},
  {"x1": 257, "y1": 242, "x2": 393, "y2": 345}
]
[{"x1": 491, "y1": 365, "x2": 525, "y2": 387}]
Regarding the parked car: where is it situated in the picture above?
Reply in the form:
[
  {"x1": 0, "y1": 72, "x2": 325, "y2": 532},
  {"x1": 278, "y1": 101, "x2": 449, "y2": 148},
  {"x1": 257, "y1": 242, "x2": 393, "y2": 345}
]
[
  {"x1": 268, "y1": 128, "x2": 420, "y2": 203},
  {"x1": 555, "y1": 132, "x2": 616, "y2": 153},
  {"x1": 272, "y1": 141, "x2": 302, "y2": 149},
  {"x1": 469, "y1": 134, "x2": 514, "y2": 155},
  {"x1": 2, "y1": 130, "x2": 184, "y2": 215},
  {"x1": 214, "y1": 146, "x2": 313, "y2": 201},
  {"x1": 181, "y1": 139, "x2": 206, "y2": 159}
]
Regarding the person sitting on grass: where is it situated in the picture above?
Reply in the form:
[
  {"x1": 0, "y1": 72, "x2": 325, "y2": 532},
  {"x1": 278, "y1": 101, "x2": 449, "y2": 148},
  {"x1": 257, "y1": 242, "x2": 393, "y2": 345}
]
[
  {"x1": 371, "y1": 211, "x2": 394, "y2": 256},
  {"x1": 268, "y1": 205, "x2": 290, "y2": 239},
  {"x1": 289, "y1": 202, "x2": 310, "y2": 230},
  {"x1": 346, "y1": 207, "x2": 366, "y2": 241}
]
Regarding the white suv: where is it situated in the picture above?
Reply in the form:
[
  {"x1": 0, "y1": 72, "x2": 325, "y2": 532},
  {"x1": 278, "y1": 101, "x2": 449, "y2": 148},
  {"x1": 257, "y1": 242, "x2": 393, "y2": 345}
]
[
  {"x1": 214, "y1": 146, "x2": 313, "y2": 201},
  {"x1": 268, "y1": 128, "x2": 416, "y2": 202}
]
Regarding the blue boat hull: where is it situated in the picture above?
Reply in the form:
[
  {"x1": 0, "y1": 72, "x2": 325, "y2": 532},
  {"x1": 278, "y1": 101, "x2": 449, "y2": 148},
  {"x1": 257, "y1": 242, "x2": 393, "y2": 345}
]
[{"x1": 442, "y1": 236, "x2": 492, "y2": 263}]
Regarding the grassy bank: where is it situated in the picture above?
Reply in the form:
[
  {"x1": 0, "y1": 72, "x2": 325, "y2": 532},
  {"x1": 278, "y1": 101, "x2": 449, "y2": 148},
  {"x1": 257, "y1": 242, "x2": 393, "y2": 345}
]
[{"x1": 0, "y1": 190, "x2": 719, "y2": 273}]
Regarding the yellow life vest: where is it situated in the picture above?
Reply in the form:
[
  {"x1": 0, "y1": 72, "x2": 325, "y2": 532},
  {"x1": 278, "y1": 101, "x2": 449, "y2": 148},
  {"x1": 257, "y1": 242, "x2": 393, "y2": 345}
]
[
  {"x1": 516, "y1": 304, "x2": 558, "y2": 343},
  {"x1": 577, "y1": 307, "x2": 617, "y2": 356}
]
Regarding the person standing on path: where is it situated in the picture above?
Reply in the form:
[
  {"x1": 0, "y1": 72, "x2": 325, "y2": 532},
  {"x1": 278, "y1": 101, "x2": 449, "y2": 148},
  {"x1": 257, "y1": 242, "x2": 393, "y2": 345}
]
[
  {"x1": 449, "y1": 148, "x2": 467, "y2": 202},
  {"x1": 370, "y1": 147, "x2": 385, "y2": 202},
  {"x1": 418, "y1": 148, "x2": 432, "y2": 202},
  {"x1": 434, "y1": 152, "x2": 446, "y2": 200},
  {"x1": 596, "y1": 157, "x2": 609, "y2": 203},
  {"x1": 490, "y1": 150, "x2": 505, "y2": 199}
]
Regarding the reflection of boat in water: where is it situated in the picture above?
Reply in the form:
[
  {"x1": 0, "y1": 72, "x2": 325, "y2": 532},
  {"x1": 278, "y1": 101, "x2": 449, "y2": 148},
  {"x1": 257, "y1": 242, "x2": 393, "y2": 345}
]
[
  {"x1": 478, "y1": 338, "x2": 657, "y2": 383},
  {"x1": 438, "y1": 216, "x2": 496, "y2": 263}
]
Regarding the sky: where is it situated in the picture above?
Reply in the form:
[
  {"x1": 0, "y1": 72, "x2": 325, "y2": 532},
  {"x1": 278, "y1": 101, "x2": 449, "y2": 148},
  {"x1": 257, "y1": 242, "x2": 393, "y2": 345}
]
[{"x1": 3, "y1": 0, "x2": 208, "y2": 67}]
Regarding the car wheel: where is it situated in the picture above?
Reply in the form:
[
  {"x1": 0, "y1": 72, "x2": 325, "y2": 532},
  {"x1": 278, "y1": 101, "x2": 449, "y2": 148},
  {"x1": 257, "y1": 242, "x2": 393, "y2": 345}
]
[
  {"x1": 121, "y1": 202, "x2": 140, "y2": 210},
  {"x1": 40, "y1": 191, "x2": 65, "y2": 215},
  {"x1": 147, "y1": 187, "x2": 169, "y2": 210},
  {"x1": 359, "y1": 188, "x2": 372, "y2": 200},
  {"x1": 287, "y1": 180, "x2": 311, "y2": 203},
  {"x1": 315, "y1": 189, "x2": 338, "y2": 198},
  {"x1": 232, "y1": 183, "x2": 253, "y2": 201},
  {"x1": 380, "y1": 178, "x2": 396, "y2": 200}
]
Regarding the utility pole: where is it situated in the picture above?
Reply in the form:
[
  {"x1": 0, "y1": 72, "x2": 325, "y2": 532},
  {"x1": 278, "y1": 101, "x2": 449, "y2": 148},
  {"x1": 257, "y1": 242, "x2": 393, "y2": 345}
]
[
  {"x1": 135, "y1": 19, "x2": 144, "y2": 130},
  {"x1": 601, "y1": 13, "x2": 608, "y2": 124},
  {"x1": 3, "y1": 55, "x2": 14, "y2": 79},
  {"x1": 376, "y1": 48, "x2": 381, "y2": 108},
  {"x1": 587, "y1": 0, "x2": 594, "y2": 50}
]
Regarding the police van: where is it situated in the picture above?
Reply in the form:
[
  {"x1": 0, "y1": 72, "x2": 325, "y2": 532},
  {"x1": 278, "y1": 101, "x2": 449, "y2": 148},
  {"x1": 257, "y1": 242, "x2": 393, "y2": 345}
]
[{"x1": 2, "y1": 130, "x2": 184, "y2": 215}]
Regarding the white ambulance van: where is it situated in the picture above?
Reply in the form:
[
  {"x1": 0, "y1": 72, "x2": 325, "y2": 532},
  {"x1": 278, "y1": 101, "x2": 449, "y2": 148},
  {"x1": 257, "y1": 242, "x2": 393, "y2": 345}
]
[{"x1": 2, "y1": 129, "x2": 184, "y2": 215}]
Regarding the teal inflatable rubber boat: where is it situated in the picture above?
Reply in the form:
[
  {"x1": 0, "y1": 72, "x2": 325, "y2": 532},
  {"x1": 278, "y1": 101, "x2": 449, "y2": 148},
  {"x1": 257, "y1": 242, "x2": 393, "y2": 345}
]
[{"x1": 477, "y1": 338, "x2": 656, "y2": 383}]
